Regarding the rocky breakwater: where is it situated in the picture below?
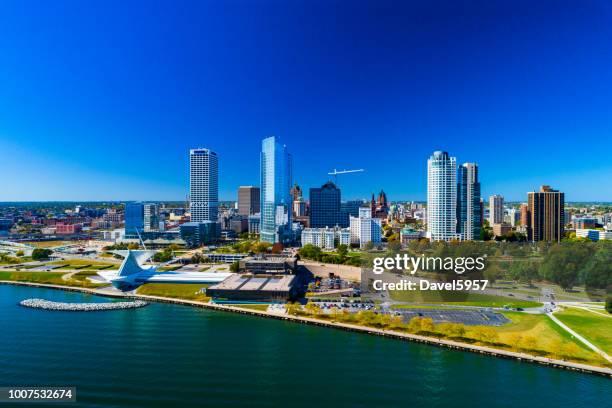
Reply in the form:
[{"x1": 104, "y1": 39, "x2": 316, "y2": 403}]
[{"x1": 20, "y1": 298, "x2": 148, "y2": 311}]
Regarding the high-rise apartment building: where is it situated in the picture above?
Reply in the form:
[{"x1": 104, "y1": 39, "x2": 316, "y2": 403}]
[
  {"x1": 143, "y1": 203, "x2": 160, "y2": 232},
  {"x1": 237, "y1": 186, "x2": 260, "y2": 216},
  {"x1": 427, "y1": 151, "x2": 459, "y2": 241},
  {"x1": 520, "y1": 203, "x2": 529, "y2": 226},
  {"x1": 527, "y1": 185, "x2": 565, "y2": 242},
  {"x1": 349, "y1": 206, "x2": 382, "y2": 248},
  {"x1": 489, "y1": 195, "x2": 504, "y2": 225},
  {"x1": 309, "y1": 181, "x2": 343, "y2": 228},
  {"x1": 189, "y1": 148, "x2": 218, "y2": 223},
  {"x1": 260, "y1": 136, "x2": 293, "y2": 244},
  {"x1": 457, "y1": 163, "x2": 481, "y2": 240}
]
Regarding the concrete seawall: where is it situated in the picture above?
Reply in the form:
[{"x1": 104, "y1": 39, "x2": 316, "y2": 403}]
[{"x1": 2, "y1": 280, "x2": 611, "y2": 378}]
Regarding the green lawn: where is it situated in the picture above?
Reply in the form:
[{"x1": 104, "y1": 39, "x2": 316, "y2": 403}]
[
  {"x1": 232, "y1": 304, "x2": 270, "y2": 311},
  {"x1": 389, "y1": 289, "x2": 542, "y2": 308},
  {"x1": 554, "y1": 307, "x2": 612, "y2": 355},
  {"x1": 0, "y1": 271, "x2": 104, "y2": 288},
  {"x1": 136, "y1": 283, "x2": 210, "y2": 301}
]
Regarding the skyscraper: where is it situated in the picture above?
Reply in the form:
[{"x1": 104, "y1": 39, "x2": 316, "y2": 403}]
[
  {"x1": 427, "y1": 151, "x2": 459, "y2": 241},
  {"x1": 260, "y1": 136, "x2": 293, "y2": 244},
  {"x1": 143, "y1": 203, "x2": 159, "y2": 232},
  {"x1": 237, "y1": 186, "x2": 260, "y2": 216},
  {"x1": 489, "y1": 195, "x2": 504, "y2": 225},
  {"x1": 527, "y1": 185, "x2": 565, "y2": 242},
  {"x1": 457, "y1": 163, "x2": 481, "y2": 240},
  {"x1": 124, "y1": 202, "x2": 144, "y2": 237},
  {"x1": 309, "y1": 181, "x2": 343, "y2": 228},
  {"x1": 189, "y1": 148, "x2": 218, "y2": 223}
]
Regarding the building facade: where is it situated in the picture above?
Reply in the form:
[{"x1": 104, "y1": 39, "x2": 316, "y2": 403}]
[
  {"x1": 143, "y1": 203, "x2": 159, "y2": 232},
  {"x1": 349, "y1": 206, "x2": 382, "y2": 248},
  {"x1": 456, "y1": 163, "x2": 481, "y2": 240},
  {"x1": 489, "y1": 195, "x2": 504, "y2": 225},
  {"x1": 427, "y1": 151, "x2": 459, "y2": 241},
  {"x1": 260, "y1": 136, "x2": 293, "y2": 244},
  {"x1": 124, "y1": 202, "x2": 144, "y2": 237},
  {"x1": 301, "y1": 227, "x2": 350, "y2": 249},
  {"x1": 527, "y1": 185, "x2": 565, "y2": 242},
  {"x1": 309, "y1": 181, "x2": 343, "y2": 228},
  {"x1": 237, "y1": 186, "x2": 260, "y2": 216},
  {"x1": 189, "y1": 148, "x2": 219, "y2": 223}
]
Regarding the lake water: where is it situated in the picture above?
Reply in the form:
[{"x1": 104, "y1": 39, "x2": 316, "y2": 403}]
[{"x1": 0, "y1": 285, "x2": 609, "y2": 407}]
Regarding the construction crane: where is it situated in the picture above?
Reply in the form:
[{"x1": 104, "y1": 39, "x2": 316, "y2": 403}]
[{"x1": 328, "y1": 168, "x2": 364, "y2": 185}]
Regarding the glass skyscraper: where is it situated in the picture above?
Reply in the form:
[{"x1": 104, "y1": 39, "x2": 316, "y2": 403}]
[
  {"x1": 260, "y1": 136, "x2": 292, "y2": 244},
  {"x1": 309, "y1": 181, "x2": 342, "y2": 228},
  {"x1": 457, "y1": 163, "x2": 481, "y2": 240},
  {"x1": 124, "y1": 202, "x2": 144, "y2": 237}
]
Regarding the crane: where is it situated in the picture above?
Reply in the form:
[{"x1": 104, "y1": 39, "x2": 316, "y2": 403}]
[{"x1": 328, "y1": 168, "x2": 364, "y2": 185}]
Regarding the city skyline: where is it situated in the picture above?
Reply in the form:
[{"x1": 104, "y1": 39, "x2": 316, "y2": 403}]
[{"x1": 2, "y1": 1, "x2": 612, "y2": 201}]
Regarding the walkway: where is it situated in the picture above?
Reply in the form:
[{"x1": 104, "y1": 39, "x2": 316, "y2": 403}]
[{"x1": 547, "y1": 312, "x2": 612, "y2": 364}]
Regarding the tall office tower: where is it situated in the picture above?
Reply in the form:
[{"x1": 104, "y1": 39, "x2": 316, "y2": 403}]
[
  {"x1": 124, "y1": 202, "x2": 144, "y2": 237},
  {"x1": 527, "y1": 185, "x2": 565, "y2": 242},
  {"x1": 456, "y1": 163, "x2": 482, "y2": 240},
  {"x1": 427, "y1": 151, "x2": 459, "y2": 241},
  {"x1": 189, "y1": 148, "x2": 219, "y2": 223},
  {"x1": 489, "y1": 195, "x2": 504, "y2": 225},
  {"x1": 520, "y1": 203, "x2": 529, "y2": 226},
  {"x1": 237, "y1": 186, "x2": 260, "y2": 216},
  {"x1": 260, "y1": 136, "x2": 293, "y2": 244},
  {"x1": 143, "y1": 203, "x2": 160, "y2": 232},
  {"x1": 309, "y1": 181, "x2": 343, "y2": 228},
  {"x1": 349, "y1": 206, "x2": 382, "y2": 248}
]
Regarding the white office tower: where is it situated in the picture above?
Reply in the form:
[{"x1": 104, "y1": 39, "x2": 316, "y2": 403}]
[
  {"x1": 143, "y1": 203, "x2": 160, "y2": 232},
  {"x1": 189, "y1": 148, "x2": 219, "y2": 223},
  {"x1": 427, "y1": 151, "x2": 459, "y2": 241},
  {"x1": 350, "y1": 207, "x2": 382, "y2": 248},
  {"x1": 489, "y1": 194, "x2": 504, "y2": 225}
]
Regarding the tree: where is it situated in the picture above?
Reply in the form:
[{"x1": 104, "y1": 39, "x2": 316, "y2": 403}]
[
  {"x1": 364, "y1": 241, "x2": 375, "y2": 251},
  {"x1": 606, "y1": 296, "x2": 611, "y2": 314},
  {"x1": 31, "y1": 248, "x2": 52, "y2": 261},
  {"x1": 252, "y1": 242, "x2": 271, "y2": 254},
  {"x1": 285, "y1": 302, "x2": 302, "y2": 316},
  {"x1": 271, "y1": 242, "x2": 284, "y2": 254},
  {"x1": 153, "y1": 248, "x2": 173, "y2": 262},
  {"x1": 520, "y1": 336, "x2": 538, "y2": 351},
  {"x1": 337, "y1": 244, "x2": 349, "y2": 259},
  {"x1": 127, "y1": 242, "x2": 140, "y2": 250},
  {"x1": 507, "y1": 333, "x2": 523, "y2": 351},
  {"x1": 540, "y1": 243, "x2": 593, "y2": 290},
  {"x1": 304, "y1": 302, "x2": 322, "y2": 316},
  {"x1": 15, "y1": 250, "x2": 24, "y2": 257},
  {"x1": 229, "y1": 261, "x2": 240, "y2": 272}
]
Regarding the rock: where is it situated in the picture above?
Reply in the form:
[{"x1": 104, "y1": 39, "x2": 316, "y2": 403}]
[{"x1": 19, "y1": 298, "x2": 148, "y2": 311}]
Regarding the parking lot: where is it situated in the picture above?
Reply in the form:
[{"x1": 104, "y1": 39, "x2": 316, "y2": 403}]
[{"x1": 393, "y1": 309, "x2": 510, "y2": 326}]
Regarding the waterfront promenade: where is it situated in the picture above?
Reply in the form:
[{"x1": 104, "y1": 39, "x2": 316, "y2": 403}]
[{"x1": 2, "y1": 280, "x2": 611, "y2": 378}]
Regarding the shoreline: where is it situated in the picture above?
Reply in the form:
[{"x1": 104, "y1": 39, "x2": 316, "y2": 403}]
[{"x1": 2, "y1": 280, "x2": 611, "y2": 379}]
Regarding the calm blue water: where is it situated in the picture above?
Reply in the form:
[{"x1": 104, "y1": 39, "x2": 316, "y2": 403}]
[{"x1": 0, "y1": 285, "x2": 609, "y2": 408}]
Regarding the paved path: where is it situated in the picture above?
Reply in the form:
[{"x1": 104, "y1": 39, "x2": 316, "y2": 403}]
[{"x1": 547, "y1": 312, "x2": 612, "y2": 364}]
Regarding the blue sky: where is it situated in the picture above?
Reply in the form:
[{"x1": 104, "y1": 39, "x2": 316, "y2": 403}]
[{"x1": 1, "y1": 0, "x2": 612, "y2": 202}]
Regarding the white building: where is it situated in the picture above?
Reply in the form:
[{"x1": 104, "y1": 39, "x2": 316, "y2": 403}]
[
  {"x1": 489, "y1": 195, "x2": 504, "y2": 225},
  {"x1": 189, "y1": 148, "x2": 219, "y2": 223},
  {"x1": 576, "y1": 228, "x2": 612, "y2": 241},
  {"x1": 427, "y1": 151, "x2": 460, "y2": 241},
  {"x1": 301, "y1": 227, "x2": 350, "y2": 250},
  {"x1": 143, "y1": 203, "x2": 160, "y2": 232},
  {"x1": 349, "y1": 207, "x2": 382, "y2": 248}
]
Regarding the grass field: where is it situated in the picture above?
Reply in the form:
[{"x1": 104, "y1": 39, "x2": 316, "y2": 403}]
[
  {"x1": 389, "y1": 289, "x2": 542, "y2": 308},
  {"x1": 0, "y1": 271, "x2": 104, "y2": 288},
  {"x1": 136, "y1": 283, "x2": 210, "y2": 301},
  {"x1": 554, "y1": 307, "x2": 612, "y2": 355},
  {"x1": 49, "y1": 259, "x2": 115, "y2": 270}
]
